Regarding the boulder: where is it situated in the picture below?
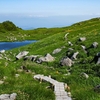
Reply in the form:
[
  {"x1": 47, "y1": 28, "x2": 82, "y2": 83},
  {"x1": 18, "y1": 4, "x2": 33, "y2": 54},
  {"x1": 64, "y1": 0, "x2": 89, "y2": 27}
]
[
  {"x1": 79, "y1": 37, "x2": 86, "y2": 42},
  {"x1": 81, "y1": 45, "x2": 87, "y2": 53},
  {"x1": 16, "y1": 51, "x2": 29, "y2": 60},
  {"x1": 36, "y1": 53, "x2": 55, "y2": 64},
  {"x1": 60, "y1": 56, "x2": 73, "y2": 67},
  {"x1": 45, "y1": 53, "x2": 55, "y2": 62},
  {"x1": 52, "y1": 48, "x2": 62, "y2": 54}
]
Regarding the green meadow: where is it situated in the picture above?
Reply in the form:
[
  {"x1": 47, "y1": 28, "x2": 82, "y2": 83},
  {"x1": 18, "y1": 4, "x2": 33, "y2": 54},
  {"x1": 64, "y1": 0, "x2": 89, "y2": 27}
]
[{"x1": 0, "y1": 18, "x2": 100, "y2": 100}]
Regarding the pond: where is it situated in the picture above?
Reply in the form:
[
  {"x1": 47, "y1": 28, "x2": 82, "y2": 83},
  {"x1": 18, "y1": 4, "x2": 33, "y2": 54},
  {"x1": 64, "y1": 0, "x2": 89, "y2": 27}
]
[{"x1": 0, "y1": 40, "x2": 37, "y2": 50}]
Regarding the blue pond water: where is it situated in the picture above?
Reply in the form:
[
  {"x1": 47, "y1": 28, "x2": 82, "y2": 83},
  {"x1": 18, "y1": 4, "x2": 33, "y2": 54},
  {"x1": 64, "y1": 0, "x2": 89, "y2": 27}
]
[{"x1": 0, "y1": 40, "x2": 36, "y2": 50}]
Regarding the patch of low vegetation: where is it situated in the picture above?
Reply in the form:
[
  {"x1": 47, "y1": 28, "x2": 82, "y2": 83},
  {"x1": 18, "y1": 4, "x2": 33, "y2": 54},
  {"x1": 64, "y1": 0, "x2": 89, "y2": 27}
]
[{"x1": 0, "y1": 17, "x2": 100, "y2": 100}]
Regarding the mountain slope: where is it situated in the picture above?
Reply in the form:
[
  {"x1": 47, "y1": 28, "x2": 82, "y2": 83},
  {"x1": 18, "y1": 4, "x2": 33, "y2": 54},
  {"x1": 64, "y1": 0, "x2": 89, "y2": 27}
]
[{"x1": 0, "y1": 17, "x2": 100, "y2": 100}]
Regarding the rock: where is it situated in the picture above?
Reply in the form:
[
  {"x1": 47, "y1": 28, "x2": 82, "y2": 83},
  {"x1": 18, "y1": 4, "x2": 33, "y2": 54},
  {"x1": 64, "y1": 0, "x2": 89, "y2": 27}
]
[
  {"x1": 80, "y1": 72, "x2": 89, "y2": 79},
  {"x1": 68, "y1": 41, "x2": 73, "y2": 46},
  {"x1": 52, "y1": 48, "x2": 62, "y2": 54},
  {"x1": 0, "y1": 93, "x2": 17, "y2": 100},
  {"x1": 81, "y1": 45, "x2": 87, "y2": 53},
  {"x1": 0, "y1": 80, "x2": 4, "y2": 84},
  {"x1": 16, "y1": 51, "x2": 29, "y2": 60},
  {"x1": 71, "y1": 51, "x2": 79, "y2": 60},
  {"x1": 94, "y1": 84, "x2": 100, "y2": 92},
  {"x1": 64, "y1": 33, "x2": 69, "y2": 40},
  {"x1": 91, "y1": 52, "x2": 100, "y2": 64},
  {"x1": 0, "y1": 50, "x2": 5, "y2": 53},
  {"x1": 24, "y1": 55, "x2": 38, "y2": 61},
  {"x1": 60, "y1": 57, "x2": 73, "y2": 67},
  {"x1": 45, "y1": 53, "x2": 55, "y2": 62},
  {"x1": 68, "y1": 48, "x2": 74, "y2": 51},
  {"x1": 79, "y1": 37, "x2": 86, "y2": 42},
  {"x1": 91, "y1": 42, "x2": 98, "y2": 48},
  {"x1": 36, "y1": 53, "x2": 55, "y2": 63},
  {"x1": 15, "y1": 74, "x2": 20, "y2": 78},
  {"x1": 10, "y1": 93, "x2": 17, "y2": 100}
]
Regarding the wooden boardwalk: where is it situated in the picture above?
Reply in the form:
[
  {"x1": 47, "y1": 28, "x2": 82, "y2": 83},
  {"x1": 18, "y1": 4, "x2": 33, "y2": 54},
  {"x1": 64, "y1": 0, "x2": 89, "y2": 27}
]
[{"x1": 34, "y1": 74, "x2": 72, "y2": 100}]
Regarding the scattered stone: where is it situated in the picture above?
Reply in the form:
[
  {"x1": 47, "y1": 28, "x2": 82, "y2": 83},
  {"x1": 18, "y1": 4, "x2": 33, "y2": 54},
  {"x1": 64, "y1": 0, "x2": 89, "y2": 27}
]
[
  {"x1": 0, "y1": 50, "x2": 5, "y2": 53},
  {"x1": 79, "y1": 37, "x2": 86, "y2": 42},
  {"x1": 71, "y1": 51, "x2": 79, "y2": 60},
  {"x1": 60, "y1": 56, "x2": 73, "y2": 67},
  {"x1": 68, "y1": 48, "x2": 74, "y2": 51},
  {"x1": 68, "y1": 41, "x2": 73, "y2": 46},
  {"x1": 64, "y1": 33, "x2": 69, "y2": 40},
  {"x1": 0, "y1": 80, "x2": 4, "y2": 84},
  {"x1": 91, "y1": 42, "x2": 98, "y2": 48},
  {"x1": 36, "y1": 53, "x2": 55, "y2": 63},
  {"x1": 16, "y1": 51, "x2": 29, "y2": 60},
  {"x1": 15, "y1": 74, "x2": 20, "y2": 78},
  {"x1": 80, "y1": 72, "x2": 89, "y2": 79},
  {"x1": 52, "y1": 48, "x2": 62, "y2": 54},
  {"x1": 0, "y1": 93, "x2": 17, "y2": 100}
]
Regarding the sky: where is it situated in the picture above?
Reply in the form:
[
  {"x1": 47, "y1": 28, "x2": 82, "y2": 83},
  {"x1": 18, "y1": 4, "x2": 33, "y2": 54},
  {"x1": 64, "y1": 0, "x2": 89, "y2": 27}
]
[{"x1": 0, "y1": 0, "x2": 100, "y2": 29}]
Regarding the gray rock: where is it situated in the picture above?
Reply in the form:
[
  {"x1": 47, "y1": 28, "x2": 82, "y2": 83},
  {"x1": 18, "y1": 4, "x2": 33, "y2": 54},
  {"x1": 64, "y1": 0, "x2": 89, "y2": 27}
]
[
  {"x1": 94, "y1": 84, "x2": 100, "y2": 92},
  {"x1": 44, "y1": 53, "x2": 55, "y2": 62},
  {"x1": 16, "y1": 51, "x2": 29, "y2": 60},
  {"x1": 71, "y1": 51, "x2": 79, "y2": 60},
  {"x1": 36, "y1": 53, "x2": 55, "y2": 63},
  {"x1": 0, "y1": 93, "x2": 17, "y2": 100},
  {"x1": 79, "y1": 37, "x2": 86, "y2": 42},
  {"x1": 91, "y1": 42, "x2": 98, "y2": 48},
  {"x1": 64, "y1": 33, "x2": 69, "y2": 40},
  {"x1": 52, "y1": 48, "x2": 62, "y2": 54},
  {"x1": 68, "y1": 41, "x2": 73, "y2": 46},
  {"x1": 80, "y1": 72, "x2": 89, "y2": 79},
  {"x1": 60, "y1": 57, "x2": 73, "y2": 67},
  {"x1": 0, "y1": 50, "x2": 5, "y2": 53}
]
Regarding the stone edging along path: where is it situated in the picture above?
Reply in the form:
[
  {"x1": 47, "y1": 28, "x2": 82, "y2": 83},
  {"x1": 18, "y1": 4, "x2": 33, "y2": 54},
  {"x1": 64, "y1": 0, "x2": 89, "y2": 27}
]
[{"x1": 34, "y1": 74, "x2": 72, "y2": 100}]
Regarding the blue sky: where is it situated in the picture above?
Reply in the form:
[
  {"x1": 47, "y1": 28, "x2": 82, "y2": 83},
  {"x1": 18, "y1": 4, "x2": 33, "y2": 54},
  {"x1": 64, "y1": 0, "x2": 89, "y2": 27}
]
[{"x1": 0, "y1": 0, "x2": 100, "y2": 29}]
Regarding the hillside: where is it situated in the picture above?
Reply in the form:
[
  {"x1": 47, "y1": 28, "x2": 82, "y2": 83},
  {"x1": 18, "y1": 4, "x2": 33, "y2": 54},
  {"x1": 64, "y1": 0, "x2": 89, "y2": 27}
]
[{"x1": 0, "y1": 18, "x2": 100, "y2": 100}]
